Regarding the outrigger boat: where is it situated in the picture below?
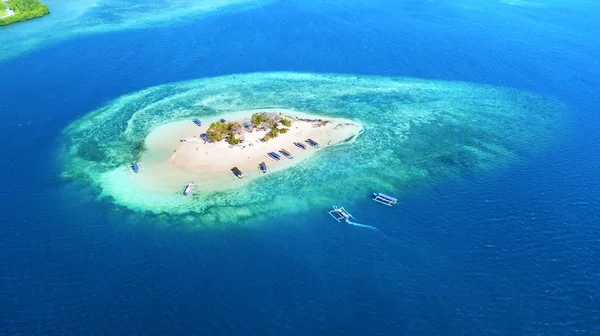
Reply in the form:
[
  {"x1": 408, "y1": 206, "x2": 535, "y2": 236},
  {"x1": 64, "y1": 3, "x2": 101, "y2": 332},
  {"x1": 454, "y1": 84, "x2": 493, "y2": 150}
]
[
  {"x1": 193, "y1": 118, "x2": 202, "y2": 126},
  {"x1": 128, "y1": 161, "x2": 144, "y2": 174},
  {"x1": 328, "y1": 206, "x2": 355, "y2": 222},
  {"x1": 183, "y1": 181, "x2": 197, "y2": 196},
  {"x1": 259, "y1": 162, "x2": 270, "y2": 174},
  {"x1": 231, "y1": 166, "x2": 247, "y2": 179},
  {"x1": 279, "y1": 149, "x2": 294, "y2": 159},
  {"x1": 372, "y1": 193, "x2": 397, "y2": 206},
  {"x1": 180, "y1": 137, "x2": 199, "y2": 143},
  {"x1": 293, "y1": 142, "x2": 306, "y2": 150},
  {"x1": 306, "y1": 138, "x2": 320, "y2": 148},
  {"x1": 268, "y1": 152, "x2": 281, "y2": 161}
]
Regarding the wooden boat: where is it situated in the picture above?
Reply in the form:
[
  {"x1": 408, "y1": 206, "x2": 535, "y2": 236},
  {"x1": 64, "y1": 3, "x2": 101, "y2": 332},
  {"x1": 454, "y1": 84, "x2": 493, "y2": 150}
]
[
  {"x1": 268, "y1": 152, "x2": 281, "y2": 161},
  {"x1": 128, "y1": 161, "x2": 144, "y2": 174},
  {"x1": 306, "y1": 138, "x2": 320, "y2": 148},
  {"x1": 193, "y1": 118, "x2": 202, "y2": 126},
  {"x1": 183, "y1": 181, "x2": 196, "y2": 196},
  {"x1": 279, "y1": 149, "x2": 294, "y2": 159},
  {"x1": 231, "y1": 167, "x2": 246, "y2": 179},
  {"x1": 372, "y1": 193, "x2": 398, "y2": 206},
  {"x1": 259, "y1": 162, "x2": 270, "y2": 174},
  {"x1": 328, "y1": 206, "x2": 354, "y2": 222},
  {"x1": 294, "y1": 142, "x2": 306, "y2": 149}
]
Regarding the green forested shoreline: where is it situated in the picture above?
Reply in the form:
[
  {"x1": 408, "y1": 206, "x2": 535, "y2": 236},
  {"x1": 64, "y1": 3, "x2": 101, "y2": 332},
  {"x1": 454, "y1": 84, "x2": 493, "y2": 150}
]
[{"x1": 0, "y1": 0, "x2": 49, "y2": 26}]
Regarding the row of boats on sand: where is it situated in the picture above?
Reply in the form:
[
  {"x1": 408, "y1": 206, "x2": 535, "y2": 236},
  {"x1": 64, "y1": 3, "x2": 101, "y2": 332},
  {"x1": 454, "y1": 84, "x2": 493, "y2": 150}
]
[
  {"x1": 129, "y1": 136, "x2": 399, "y2": 209},
  {"x1": 128, "y1": 137, "x2": 322, "y2": 196},
  {"x1": 267, "y1": 139, "x2": 320, "y2": 160},
  {"x1": 182, "y1": 138, "x2": 321, "y2": 195}
]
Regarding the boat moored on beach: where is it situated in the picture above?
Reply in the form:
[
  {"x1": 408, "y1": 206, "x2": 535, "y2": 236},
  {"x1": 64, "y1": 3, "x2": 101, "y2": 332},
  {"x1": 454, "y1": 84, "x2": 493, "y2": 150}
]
[
  {"x1": 268, "y1": 152, "x2": 281, "y2": 161},
  {"x1": 306, "y1": 138, "x2": 320, "y2": 148},
  {"x1": 372, "y1": 193, "x2": 397, "y2": 206},
  {"x1": 180, "y1": 137, "x2": 199, "y2": 143},
  {"x1": 193, "y1": 118, "x2": 202, "y2": 126},
  {"x1": 259, "y1": 162, "x2": 270, "y2": 174},
  {"x1": 231, "y1": 166, "x2": 247, "y2": 179},
  {"x1": 128, "y1": 161, "x2": 144, "y2": 174},
  {"x1": 279, "y1": 149, "x2": 294, "y2": 159},
  {"x1": 183, "y1": 181, "x2": 197, "y2": 196},
  {"x1": 293, "y1": 142, "x2": 306, "y2": 149}
]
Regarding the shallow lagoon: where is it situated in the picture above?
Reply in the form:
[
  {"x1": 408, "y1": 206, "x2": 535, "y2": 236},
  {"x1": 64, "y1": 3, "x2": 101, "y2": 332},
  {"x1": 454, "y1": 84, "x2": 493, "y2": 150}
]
[{"x1": 61, "y1": 72, "x2": 564, "y2": 226}]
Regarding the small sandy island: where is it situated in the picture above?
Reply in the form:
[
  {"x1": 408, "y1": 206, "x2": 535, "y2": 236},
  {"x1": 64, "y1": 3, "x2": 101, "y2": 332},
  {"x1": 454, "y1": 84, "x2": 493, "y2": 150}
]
[{"x1": 131, "y1": 109, "x2": 363, "y2": 194}]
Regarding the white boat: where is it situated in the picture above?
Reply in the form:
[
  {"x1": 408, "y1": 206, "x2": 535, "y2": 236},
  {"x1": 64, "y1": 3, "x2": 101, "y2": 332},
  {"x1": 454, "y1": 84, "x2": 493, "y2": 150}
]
[
  {"x1": 127, "y1": 161, "x2": 144, "y2": 174},
  {"x1": 328, "y1": 206, "x2": 354, "y2": 222},
  {"x1": 372, "y1": 193, "x2": 397, "y2": 206},
  {"x1": 180, "y1": 137, "x2": 200, "y2": 143},
  {"x1": 183, "y1": 181, "x2": 197, "y2": 196}
]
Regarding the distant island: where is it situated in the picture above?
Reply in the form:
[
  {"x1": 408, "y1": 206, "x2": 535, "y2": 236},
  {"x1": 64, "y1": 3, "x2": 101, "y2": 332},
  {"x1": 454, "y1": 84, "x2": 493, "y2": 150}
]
[{"x1": 0, "y1": 0, "x2": 49, "y2": 26}]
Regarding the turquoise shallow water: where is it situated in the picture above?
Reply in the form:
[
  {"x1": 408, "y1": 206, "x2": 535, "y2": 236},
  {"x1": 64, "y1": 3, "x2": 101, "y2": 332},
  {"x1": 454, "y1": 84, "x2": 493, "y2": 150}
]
[
  {"x1": 61, "y1": 72, "x2": 564, "y2": 226},
  {"x1": 0, "y1": 0, "x2": 268, "y2": 62},
  {"x1": 1, "y1": 0, "x2": 599, "y2": 334}
]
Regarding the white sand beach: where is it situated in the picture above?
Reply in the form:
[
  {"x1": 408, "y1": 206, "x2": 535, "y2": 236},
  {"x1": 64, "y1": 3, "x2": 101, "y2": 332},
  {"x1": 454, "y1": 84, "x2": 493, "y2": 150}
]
[{"x1": 130, "y1": 109, "x2": 363, "y2": 193}]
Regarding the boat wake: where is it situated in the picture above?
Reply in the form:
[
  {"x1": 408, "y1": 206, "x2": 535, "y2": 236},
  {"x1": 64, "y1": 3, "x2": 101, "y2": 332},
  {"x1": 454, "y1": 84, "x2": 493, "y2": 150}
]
[
  {"x1": 345, "y1": 220, "x2": 401, "y2": 244},
  {"x1": 345, "y1": 220, "x2": 379, "y2": 231},
  {"x1": 329, "y1": 205, "x2": 398, "y2": 243}
]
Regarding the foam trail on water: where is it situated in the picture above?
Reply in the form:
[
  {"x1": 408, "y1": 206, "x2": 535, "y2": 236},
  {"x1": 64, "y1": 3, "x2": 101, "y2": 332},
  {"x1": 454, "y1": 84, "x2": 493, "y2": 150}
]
[
  {"x1": 346, "y1": 220, "x2": 380, "y2": 231},
  {"x1": 345, "y1": 219, "x2": 401, "y2": 244}
]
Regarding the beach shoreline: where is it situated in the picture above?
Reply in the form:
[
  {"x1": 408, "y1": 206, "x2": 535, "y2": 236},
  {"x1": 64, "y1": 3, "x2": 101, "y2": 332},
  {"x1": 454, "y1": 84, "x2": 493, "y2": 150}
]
[{"x1": 130, "y1": 109, "x2": 363, "y2": 194}]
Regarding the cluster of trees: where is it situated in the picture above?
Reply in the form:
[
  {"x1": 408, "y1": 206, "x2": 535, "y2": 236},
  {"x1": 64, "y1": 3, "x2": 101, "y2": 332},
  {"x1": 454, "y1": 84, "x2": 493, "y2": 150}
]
[
  {"x1": 251, "y1": 113, "x2": 266, "y2": 127},
  {"x1": 205, "y1": 114, "x2": 290, "y2": 144},
  {"x1": 263, "y1": 124, "x2": 289, "y2": 141},
  {"x1": 0, "y1": 0, "x2": 49, "y2": 26},
  {"x1": 206, "y1": 121, "x2": 242, "y2": 144},
  {"x1": 251, "y1": 112, "x2": 293, "y2": 142}
]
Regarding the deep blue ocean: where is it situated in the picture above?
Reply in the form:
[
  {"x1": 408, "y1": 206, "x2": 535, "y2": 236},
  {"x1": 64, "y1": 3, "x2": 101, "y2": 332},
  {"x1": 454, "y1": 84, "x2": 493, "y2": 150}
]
[{"x1": 1, "y1": 0, "x2": 599, "y2": 334}]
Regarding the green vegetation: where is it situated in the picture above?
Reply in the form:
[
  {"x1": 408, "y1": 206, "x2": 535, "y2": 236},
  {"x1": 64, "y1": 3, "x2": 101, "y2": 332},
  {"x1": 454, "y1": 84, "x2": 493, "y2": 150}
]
[
  {"x1": 268, "y1": 127, "x2": 280, "y2": 138},
  {"x1": 251, "y1": 113, "x2": 266, "y2": 127},
  {"x1": 206, "y1": 121, "x2": 229, "y2": 141},
  {"x1": 0, "y1": 0, "x2": 50, "y2": 26},
  {"x1": 206, "y1": 121, "x2": 243, "y2": 144},
  {"x1": 226, "y1": 132, "x2": 241, "y2": 145},
  {"x1": 250, "y1": 112, "x2": 292, "y2": 142}
]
